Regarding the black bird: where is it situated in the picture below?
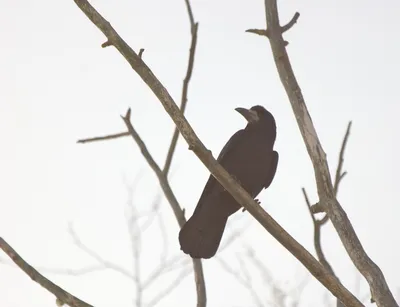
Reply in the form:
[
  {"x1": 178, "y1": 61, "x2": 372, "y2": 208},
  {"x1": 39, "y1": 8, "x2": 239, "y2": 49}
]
[{"x1": 179, "y1": 105, "x2": 278, "y2": 259}]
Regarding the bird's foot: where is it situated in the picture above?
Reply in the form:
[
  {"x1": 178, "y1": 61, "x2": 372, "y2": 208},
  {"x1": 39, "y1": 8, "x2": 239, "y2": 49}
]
[{"x1": 242, "y1": 198, "x2": 261, "y2": 212}]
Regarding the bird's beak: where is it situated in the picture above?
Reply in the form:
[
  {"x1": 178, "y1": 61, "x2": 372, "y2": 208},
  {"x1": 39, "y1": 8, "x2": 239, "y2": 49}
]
[{"x1": 235, "y1": 107, "x2": 259, "y2": 123}]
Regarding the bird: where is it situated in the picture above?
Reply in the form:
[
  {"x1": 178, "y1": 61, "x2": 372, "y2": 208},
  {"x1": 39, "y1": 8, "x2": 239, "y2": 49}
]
[{"x1": 179, "y1": 105, "x2": 279, "y2": 259}]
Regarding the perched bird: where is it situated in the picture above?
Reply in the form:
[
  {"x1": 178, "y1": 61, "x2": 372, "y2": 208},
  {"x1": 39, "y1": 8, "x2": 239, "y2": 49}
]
[{"x1": 179, "y1": 105, "x2": 279, "y2": 259}]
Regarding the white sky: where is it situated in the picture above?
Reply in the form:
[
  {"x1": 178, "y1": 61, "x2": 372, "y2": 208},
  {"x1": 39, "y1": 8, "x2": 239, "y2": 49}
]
[{"x1": 1, "y1": 0, "x2": 399, "y2": 306}]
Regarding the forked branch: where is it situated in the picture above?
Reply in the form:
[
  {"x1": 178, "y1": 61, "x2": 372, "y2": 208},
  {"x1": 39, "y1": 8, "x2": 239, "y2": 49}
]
[{"x1": 262, "y1": 0, "x2": 397, "y2": 305}]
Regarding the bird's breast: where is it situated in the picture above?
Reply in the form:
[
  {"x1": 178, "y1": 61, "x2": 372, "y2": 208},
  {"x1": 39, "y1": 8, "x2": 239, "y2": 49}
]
[{"x1": 222, "y1": 133, "x2": 274, "y2": 197}]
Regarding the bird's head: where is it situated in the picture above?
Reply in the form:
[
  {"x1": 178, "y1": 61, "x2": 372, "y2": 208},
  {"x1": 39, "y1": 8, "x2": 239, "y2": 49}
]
[{"x1": 235, "y1": 105, "x2": 275, "y2": 125}]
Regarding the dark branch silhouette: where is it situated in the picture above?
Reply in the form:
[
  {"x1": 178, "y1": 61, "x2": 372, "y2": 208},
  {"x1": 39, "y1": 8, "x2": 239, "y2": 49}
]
[{"x1": 0, "y1": 237, "x2": 93, "y2": 307}]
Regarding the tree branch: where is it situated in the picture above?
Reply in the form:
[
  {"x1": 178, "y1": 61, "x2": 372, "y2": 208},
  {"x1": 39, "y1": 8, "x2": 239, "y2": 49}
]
[
  {"x1": 121, "y1": 109, "x2": 206, "y2": 307},
  {"x1": 163, "y1": 21, "x2": 198, "y2": 176},
  {"x1": 0, "y1": 237, "x2": 93, "y2": 307},
  {"x1": 77, "y1": 131, "x2": 130, "y2": 144},
  {"x1": 69, "y1": 224, "x2": 136, "y2": 280},
  {"x1": 71, "y1": 1, "x2": 363, "y2": 305},
  {"x1": 262, "y1": 0, "x2": 397, "y2": 306},
  {"x1": 303, "y1": 122, "x2": 352, "y2": 307}
]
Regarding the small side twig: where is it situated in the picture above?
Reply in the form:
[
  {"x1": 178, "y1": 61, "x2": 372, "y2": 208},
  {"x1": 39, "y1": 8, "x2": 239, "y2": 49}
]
[
  {"x1": 302, "y1": 188, "x2": 334, "y2": 273},
  {"x1": 0, "y1": 237, "x2": 93, "y2": 307},
  {"x1": 333, "y1": 122, "x2": 352, "y2": 196},
  {"x1": 303, "y1": 122, "x2": 352, "y2": 307},
  {"x1": 77, "y1": 131, "x2": 130, "y2": 144},
  {"x1": 281, "y1": 12, "x2": 300, "y2": 33},
  {"x1": 163, "y1": 21, "x2": 198, "y2": 176},
  {"x1": 69, "y1": 224, "x2": 135, "y2": 280},
  {"x1": 246, "y1": 12, "x2": 299, "y2": 38}
]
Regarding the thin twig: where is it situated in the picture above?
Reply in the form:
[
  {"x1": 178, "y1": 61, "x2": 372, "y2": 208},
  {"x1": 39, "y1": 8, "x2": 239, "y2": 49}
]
[
  {"x1": 216, "y1": 257, "x2": 264, "y2": 307},
  {"x1": 281, "y1": 12, "x2": 300, "y2": 33},
  {"x1": 0, "y1": 237, "x2": 93, "y2": 307},
  {"x1": 125, "y1": 185, "x2": 143, "y2": 307},
  {"x1": 72, "y1": 1, "x2": 362, "y2": 305},
  {"x1": 303, "y1": 122, "x2": 352, "y2": 307},
  {"x1": 69, "y1": 224, "x2": 135, "y2": 280},
  {"x1": 302, "y1": 188, "x2": 334, "y2": 274},
  {"x1": 120, "y1": 109, "x2": 206, "y2": 307},
  {"x1": 77, "y1": 131, "x2": 129, "y2": 144},
  {"x1": 146, "y1": 267, "x2": 192, "y2": 307},
  {"x1": 163, "y1": 21, "x2": 198, "y2": 176},
  {"x1": 333, "y1": 122, "x2": 352, "y2": 196},
  {"x1": 245, "y1": 12, "x2": 299, "y2": 38},
  {"x1": 263, "y1": 0, "x2": 397, "y2": 305}
]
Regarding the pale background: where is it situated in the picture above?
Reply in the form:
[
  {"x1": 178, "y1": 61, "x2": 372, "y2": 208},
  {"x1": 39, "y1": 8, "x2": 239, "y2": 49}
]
[{"x1": 0, "y1": 0, "x2": 399, "y2": 306}]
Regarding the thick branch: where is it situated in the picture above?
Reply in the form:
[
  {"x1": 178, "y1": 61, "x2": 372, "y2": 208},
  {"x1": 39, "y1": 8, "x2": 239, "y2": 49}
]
[
  {"x1": 0, "y1": 237, "x2": 93, "y2": 307},
  {"x1": 263, "y1": 1, "x2": 397, "y2": 306},
  {"x1": 72, "y1": 1, "x2": 363, "y2": 305}
]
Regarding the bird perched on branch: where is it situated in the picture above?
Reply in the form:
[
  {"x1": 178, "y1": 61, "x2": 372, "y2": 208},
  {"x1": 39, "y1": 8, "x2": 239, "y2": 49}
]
[{"x1": 179, "y1": 105, "x2": 278, "y2": 259}]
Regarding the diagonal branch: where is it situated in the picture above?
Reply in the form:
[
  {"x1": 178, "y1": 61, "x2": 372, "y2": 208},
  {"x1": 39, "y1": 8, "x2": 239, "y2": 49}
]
[
  {"x1": 72, "y1": 1, "x2": 362, "y2": 305},
  {"x1": 0, "y1": 237, "x2": 93, "y2": 307},
  {"x1": 121, "y1": 109, "x2": 206, "y2": 307},
  {"x1": 262, "y1": 0, "x2": 397, "y2": 306}
]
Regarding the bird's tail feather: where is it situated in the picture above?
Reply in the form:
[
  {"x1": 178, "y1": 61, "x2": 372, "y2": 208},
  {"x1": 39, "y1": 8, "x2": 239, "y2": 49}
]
[{"x1": 179, "y1": 209, "x2": 228, "y2": 259}]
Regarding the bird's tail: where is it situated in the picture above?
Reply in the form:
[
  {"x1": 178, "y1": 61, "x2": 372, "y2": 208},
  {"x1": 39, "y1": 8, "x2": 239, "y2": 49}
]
[{"x1": 179, "y1": 209, "x2": 228, "y2": 259}]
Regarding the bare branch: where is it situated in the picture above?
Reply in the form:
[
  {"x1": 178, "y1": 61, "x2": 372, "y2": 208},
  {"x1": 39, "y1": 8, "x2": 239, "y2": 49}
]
[
  {"x1": 281, "y1": 12, "x2": 300, "y2": 33},
  {"x1": 120, "y1": 109, "x2": 206, "y2": 307},
  {"x1": 38, "y1": 265, "x2": 107, "y2": 276},
  {"x1": 184, "y1": 0, "x2": 195, "y2": 28},
  {"x1": 69, "y1": 224, "x2": 135, "y2": 280},
  {"x1": 245, "y1": 246, "x2": 308, "y2": 307},
  {"x1": 138, "y1": 48, "x2": 145, "y2": 58},
  {"x1": 302, "y1": 188, "x2": 334, "y2": 274},
  {"x1": 245, "y1": 29, "x2": 269, "y2": 37},
  {"x1": 72, "y1": 1, "x2": 362, "y2": 305},
  {"x1": 333, "y1": 122, "x2": 352, "y2": 196},
  {"x1": 146, "y1": 267, "x2": 192, "y2": 307},
  {"x1": 303, "y1": 122, "x2": 352, "y2": 307},
  {"x1": 217, "y1": 257, "x2": 264, "y2": 307},
  {"x1": 77, "y1": 131, "x2": 130, "y2": 144},
  {"x1": 0, "y1": 237, "x2": 93, "y2": 307},
  {"x1": 245, "y1": 12, "x2": 299, "y2": 38},
  {"x1": 163, "y1": 21, "x2": 198, "y2": 176},
  {"x1": 263, "y1": 0, "x2": 397, "y2": 305}
]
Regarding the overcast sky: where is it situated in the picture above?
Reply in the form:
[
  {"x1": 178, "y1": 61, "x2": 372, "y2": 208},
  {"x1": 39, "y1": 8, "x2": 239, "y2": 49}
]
[{"x1": 1, "y1": 0, "x2": 399, "y2": 306}]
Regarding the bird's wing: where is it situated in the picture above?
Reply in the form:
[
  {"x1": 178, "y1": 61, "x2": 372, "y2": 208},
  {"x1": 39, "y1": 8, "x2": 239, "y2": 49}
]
[
  {"x1": 217, "y1": 130, "x2": 245, "y2": 162},
  {"x1": 195, "y1": 130, "x2": 245, "y2": 206},
  {"x1": 264, "y1": 150, "x2": 279, "y2": 189}
]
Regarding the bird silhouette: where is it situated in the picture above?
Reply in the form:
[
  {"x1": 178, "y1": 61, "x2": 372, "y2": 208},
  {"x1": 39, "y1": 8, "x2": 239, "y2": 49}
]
[{"x1": 179, "y1": 105, "x2": 278, "y2": 259}]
